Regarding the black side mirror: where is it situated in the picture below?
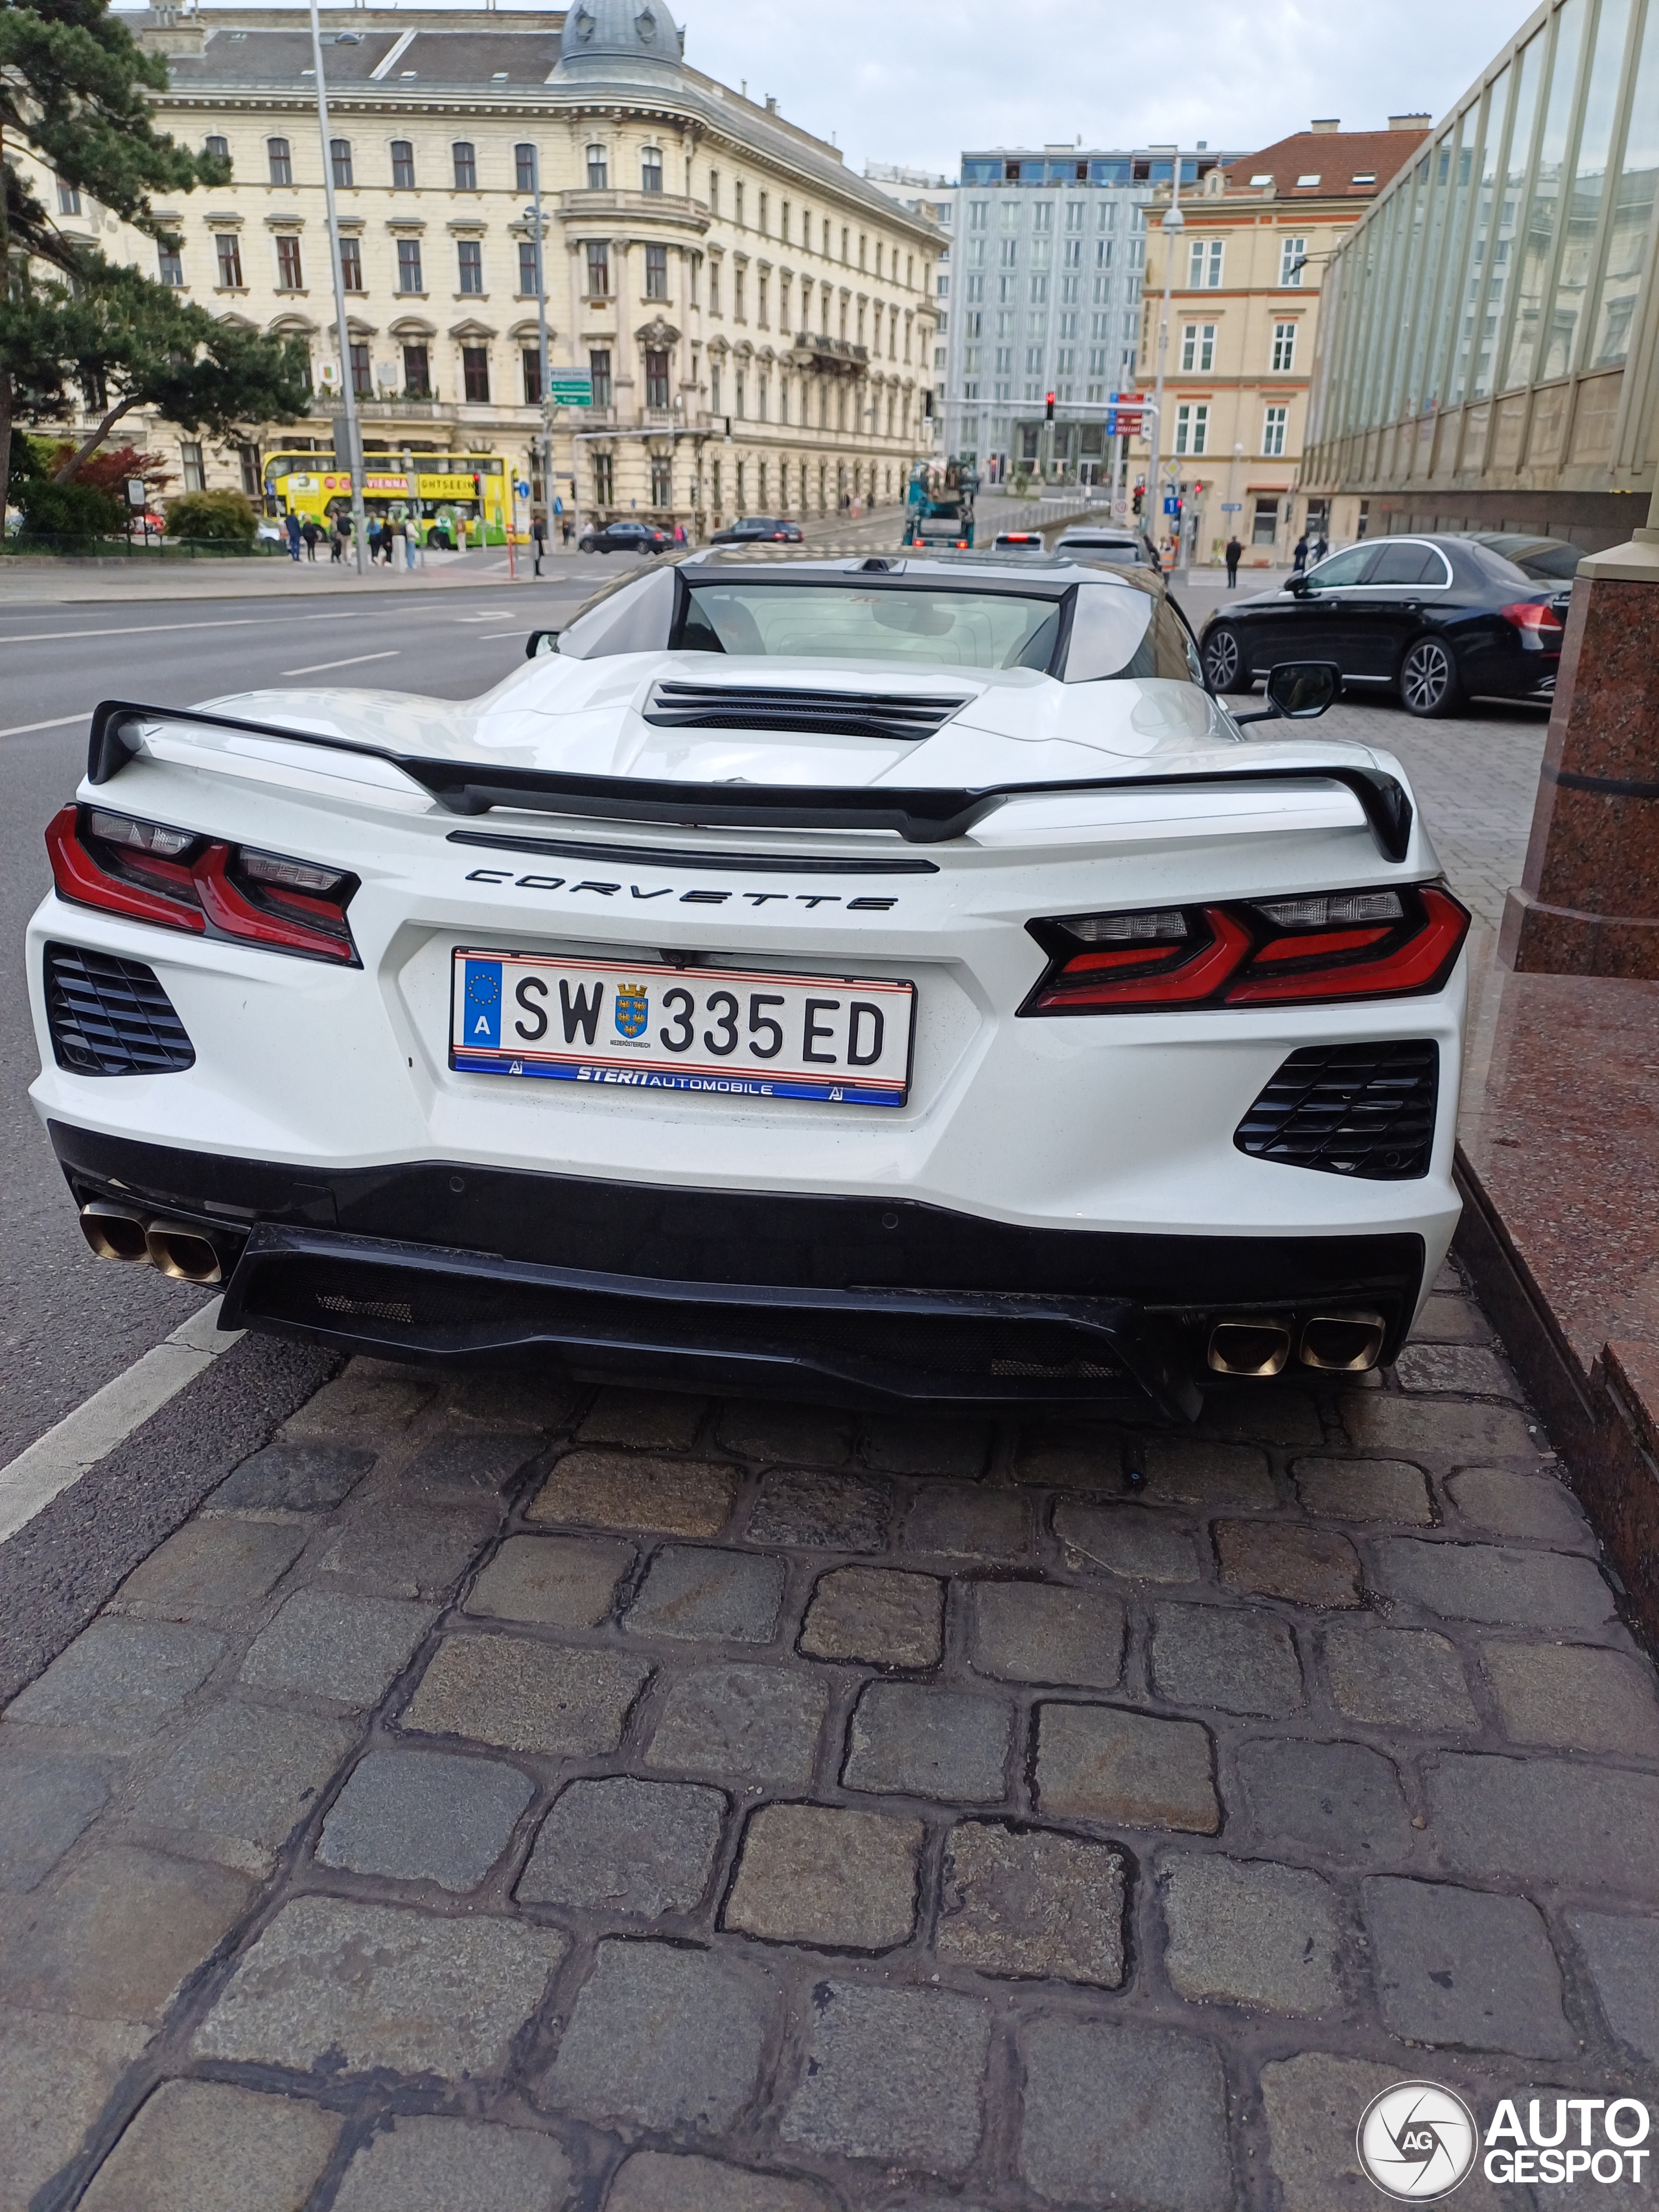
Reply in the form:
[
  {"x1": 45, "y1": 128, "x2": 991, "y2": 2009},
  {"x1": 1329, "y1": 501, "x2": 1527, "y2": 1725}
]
[
  {"x1": 1234, "y1": 660, "x2": 1339, "y2": 725},
  {"x1": 1285, "y1": 574, "x2": 1311, "y2": 596},
  {"x1": 525, "y1": 629, "x2": 560, "y2": 659}
]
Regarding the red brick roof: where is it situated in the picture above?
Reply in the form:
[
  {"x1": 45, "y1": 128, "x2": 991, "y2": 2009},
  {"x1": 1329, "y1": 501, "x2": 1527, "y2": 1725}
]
[{"x1": 1218, "y1": 128, "x2": 1429, "y2": 202}]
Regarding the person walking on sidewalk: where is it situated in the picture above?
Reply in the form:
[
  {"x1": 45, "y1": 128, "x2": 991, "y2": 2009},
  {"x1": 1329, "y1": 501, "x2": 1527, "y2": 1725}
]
[
  {"x1": 284, "y1": 511, "x2": 302, "y2": 562},
  {"x1": 300, "y1": 518, "x2": 320, "y2": 563},
  {"x1": 328, "y1": 518, "x2": 344, "y2": 565},
  {"x1": 1225, "y1": 535, "x2": 1242, "y2": 588},
  {"x1": 1292, "y1": 534, "x2": 1309, "y2": 575},
  {"x1": 560, "y1": 513, "x2": 574, "y2": 548},
  {"x1": 1313, "y1": 532, "x2": 1329, "y2": 566},
  {"x1": 400, "y1": 517, "x2": 417, "y2": 572},
  {"x1": 531, "y1": 512, "x2": 547, "y2": 577}
]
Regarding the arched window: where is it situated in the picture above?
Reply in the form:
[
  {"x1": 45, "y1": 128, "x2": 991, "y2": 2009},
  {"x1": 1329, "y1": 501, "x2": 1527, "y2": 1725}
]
[
  {"x1": 452, "y1": 142, "x2": 476, "y2": 191},
  {"x1": 204, "y1": 134, "x2": 229, "y2": 163},
  {"x1": 266, "y1": 137, "x2": 291, "y2": 186},
  {"x1": 586, "y1": 144, "x2": 608, "y2": 190},
  {"x1": 390, "y1": 141, "x2": 415, "y2": 190},
  {"x1": 515, "y1": 143, "x2": 538, "y2": 194},
  {"x1": 640, "y1": 146, "x2": 663, "y2": 194},
  {"x1": 330, "y1": 139, "x2": 352, "y2": 189}
]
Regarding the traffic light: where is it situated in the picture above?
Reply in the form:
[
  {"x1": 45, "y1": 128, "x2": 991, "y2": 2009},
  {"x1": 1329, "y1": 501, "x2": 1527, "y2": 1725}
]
[
  {"x1": 1045, "y1": 391, "x2": 1056, "y2": 421},
  {"x1": 1132, "y1": 480, "x2": 1144, "y2": 517}
]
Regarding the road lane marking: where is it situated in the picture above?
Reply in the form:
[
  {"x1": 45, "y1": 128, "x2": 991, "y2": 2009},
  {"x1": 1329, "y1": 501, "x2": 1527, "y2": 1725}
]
[
  {"x1": 480, "y1": 630, "x2": 527, "y2": 639},
  {"x1": 280, "y1": 649, "x2": 400, "y2": 675},
  {"x1": 0, "y1": 713, "x2": 93, "y2": 737},
  {"x1": 0, "y1": 612, "x2": 363, "y2": 645},
  {"x1": 0, "y1": 1301, "x2": 244, "y2": 1547}
]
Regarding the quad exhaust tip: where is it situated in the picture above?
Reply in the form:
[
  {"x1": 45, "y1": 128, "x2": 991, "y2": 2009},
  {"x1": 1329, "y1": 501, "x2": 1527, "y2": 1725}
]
[
  {"x1": 1207, "y1": 1309, "x2": 1387, "y2": 1379},
  {"x1": 78, "y1": 1204, "x2": 223, "y2": 1285}
]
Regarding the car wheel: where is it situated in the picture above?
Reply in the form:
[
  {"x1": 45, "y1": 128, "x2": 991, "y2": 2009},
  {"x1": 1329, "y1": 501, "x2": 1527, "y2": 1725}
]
[
  {"x1": 578, "y1": 537, "x2": 597, "y2": 553},
  {"x1": 1399, "y1": 634, "x2": 1464, "y2": 717},
  {"x1": 1202, "y1": 624, "x2": 1247, "y2": 693}
]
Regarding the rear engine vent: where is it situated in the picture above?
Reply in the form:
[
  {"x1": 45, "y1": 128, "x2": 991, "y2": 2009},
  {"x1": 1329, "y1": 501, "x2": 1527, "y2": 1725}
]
[
  {"x1": 1235, "y1": 1041, "x2": 1437, "y2": 1180},
  {"x1": 44, "y1": 943, "x2": 195, "y2": 1077},
  {"x1": 644, "y1": 679, "x2": 968, "y2": 745}
]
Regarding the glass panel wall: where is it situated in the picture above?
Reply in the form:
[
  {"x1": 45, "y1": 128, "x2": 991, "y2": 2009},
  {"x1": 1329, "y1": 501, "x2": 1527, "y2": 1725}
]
[
  {"x1": 1477, "y1": 30, "x2": 1544, "y2": 397},
  {"x1": 1501, "y1": 0, "x2": 1588, "y2": 391},
  {"x1": 1589, "y1": 0, "x2": 1659, "y2": 362},
  {"x1": 1544, "y1": 0, "x2": 1634, "y2": 377},
  {"x1": 1450, "y1": 69, "x2": 1506, "y2": 406}
]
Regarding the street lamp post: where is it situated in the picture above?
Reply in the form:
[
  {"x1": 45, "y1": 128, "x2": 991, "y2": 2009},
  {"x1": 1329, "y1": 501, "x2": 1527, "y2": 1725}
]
[
  {"x1": 523, "y1": 152, "x2": 555, "y2": 558},
  {"x1": 1144, "y1": 167, "x2": 1185, "y2": 563},
  {"x1": 307, "y1": 1, "x2": 369, "y2": 575}
]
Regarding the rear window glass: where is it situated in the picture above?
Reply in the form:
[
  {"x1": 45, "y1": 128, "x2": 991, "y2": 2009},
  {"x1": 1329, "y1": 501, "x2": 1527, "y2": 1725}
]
[
  {"x1": 1063, "y1": 586, "x2": 1192, "y2": 684},
  {"x1": 678, "y1": 583, "x2": 1062, "y2": 670}
]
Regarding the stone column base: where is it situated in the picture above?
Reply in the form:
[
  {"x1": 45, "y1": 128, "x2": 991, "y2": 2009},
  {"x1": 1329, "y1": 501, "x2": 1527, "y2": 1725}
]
[{"x1": 1500, "y1": 885, "x2": 1659, "y2": 978}]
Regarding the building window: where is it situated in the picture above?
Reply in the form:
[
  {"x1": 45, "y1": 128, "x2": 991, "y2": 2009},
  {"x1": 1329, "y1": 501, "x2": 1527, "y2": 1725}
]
[
  {"x1": 969, "y1": 200, "x2": 988, "y2": 231},
  {"x1": 1271, "y1": 320, "x2": 1297, "y2": 371},
  {"x1": 403, "y1": 345, "x2": 430, "y2": 397},
  {"x1": 515, "y1": 143, "x2": 537, "y2": 194},
  {"x1": 452, "y1": 142, "x2": 476, "y2": 191},
  {"x1": 645, "y1": 349, "x2": 671, "y2": 408},
  {"x1": 462, "y1": 345, "x2": 490, "y2": 402},
  {"x1": 641, "y1": 146, "x2": 663, "y2": 194},
  {"x1": 650, "y1": 454, "x2": 673, "y2": 506},
  {"x1": 519, "y1": 240, "x2": 540, "y2": 294},
  {"x1": 457, "y1": 239, "x2": 482, "y2": 294},
  {"x1": 204, "y1": 134, "x2": 229, "y2": 162},
  {"x1": 1028, "y1": 275, "x2": 1047, "y2": 305},
  {"x1": 708, "y1": 168, "x2": 720, "y2": 215},
  {"x1": 275, "y1": 235, "x2": 303, "y2": 290},
  {"x1": 180, "y1": 441, "x2": 205, "y2": 492},
  {"x1": 590, "y1": 348, "x2": 612, "y2": 407},
  {"x1": 710, "y1": 360, "x2": 721, "y2": 413},
  {"x1": 644, "y1": 243, "x2": 668, "y2": 300},
  {"x1": 1252, "y1": 496, "x2": 1279, "y2": 546},
  {"x1": 1187, "y1": 239, "x2": 1223, "y2": 287},
  {"x1": 338, "y1": 235, "x2": 364, "y2": 291},
  {"x1": 350, "y1": 342, "x2": 371, "y2": 397},
  {"x1": 1279, "y1": 235, "x2": 1306, "y2": 287},
  {"x1": 215, "y1": 233, "x2": 243, "y2": 287},
  {"x1": 584, "y1": 143, "x2": 607, "y2": 191},
  {"x1": 56, "y1": 176, "x2": 82, "y2": 215},
  {"x1": 1262, "y1": 403, "x2": 1288, "y2": 456},
  {"x1": 1180, "y1": 322, "x2": 1216, "y2": 372},
  {"x1": 586, "y1": 241, "x2": 610, "y2": 297},
  {"x1": 238, "y1": 444, "x2": 261, "y2": 497},
  {"x1": 158, "y1": 240, "x2": 183, "y2": 286},
  {"x1": 331, "y1": 138, "x2": 353, "y2": 189},
  {"x1": 592, "y1": 451, "x2": 614, "y2": 505},
  {"x1": 266, "y1": 137, "x2": 291, "y2": 186},
  {"x1": 1174, "y1": 402, "x2": 1209, "y2": 454},
  {"x1": 734, "y1": 264, "x2": 747, "y2": 320},
  {"x1": 391, "y1": 141, "x2": 415, "y2": 190},
  {"x1": 397, "y1": 238, "x2": 423, "y2": 293},
  {"x1": 522, "y1": 349, "x2": 542, "y2": 404},
  {"x1": 1063, "y1": 238, "x2": 1082, "y2": 269}
]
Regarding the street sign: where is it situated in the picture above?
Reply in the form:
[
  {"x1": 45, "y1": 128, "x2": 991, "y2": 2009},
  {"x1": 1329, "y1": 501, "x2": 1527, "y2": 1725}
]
[
  {"x1": 514, "y1": 477, "x2": 531, "y2": 498},
  {"x1": 1220, "y1": 501, "x2": 1243, "y2": 512},
  {"x1": 1163, "y1": 495, "x2": 1179, "y2": 515},
  {"x1": 549, "y1": 371, "x2": 593, "y2": 406}
]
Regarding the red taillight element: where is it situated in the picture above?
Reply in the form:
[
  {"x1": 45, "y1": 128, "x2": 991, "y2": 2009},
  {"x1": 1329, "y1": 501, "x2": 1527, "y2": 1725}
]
[
  {"x1": 47, "y1": 806, "x2": 358, "y2": 964},
  {"x1": 1502, "y1": 601, "x2": 1564, "y2": 644},
  {"x1": 1021, "y1": 885, "x2": 1470, "y2": 1015}
]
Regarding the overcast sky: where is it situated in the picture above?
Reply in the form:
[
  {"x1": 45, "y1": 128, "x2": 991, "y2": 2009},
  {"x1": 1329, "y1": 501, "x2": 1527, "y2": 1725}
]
[{"x1": 126, "y1": 0, "x2": 1530, "y2": 178}]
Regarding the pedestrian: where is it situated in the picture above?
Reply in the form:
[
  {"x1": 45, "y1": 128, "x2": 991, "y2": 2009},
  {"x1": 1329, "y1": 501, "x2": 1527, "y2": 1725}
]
[
  {"x1": 329, "y1": 518, "x2": 344, "y2": 565},
  {"x1": 1292, "y1": 534, "x2": 1309, "y2": 574},
  {"x1": 559, "y1": 514, "x2": 574, "y2": 548},
  {"x1": 301, "y1": 518, "x2": 320, "y2": 562},
  {"x1": 401, "y1": 517, "x2": 417, "y2": 572},
  {"x1": 1225, "y1": 535, "x2": 1242, "y2": 588},
  {"x1": 1313, "y1": 533, "x2": 1329, "y2": 566},
  {"x1": 531, "y1": 511, "x2": 546, "y2": 577},
  {"x1": 284, "y1": 511, "x2": 302, "y2": 562},
  {"x1": 672, "y1": 518, "x2": 686, "y2": 548}
]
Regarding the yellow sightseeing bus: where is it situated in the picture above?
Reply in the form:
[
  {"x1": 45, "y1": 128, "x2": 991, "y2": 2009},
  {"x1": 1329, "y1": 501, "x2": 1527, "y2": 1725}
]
[{"x1": 262, "y1": 451, "x2": 513, "y2": 547}]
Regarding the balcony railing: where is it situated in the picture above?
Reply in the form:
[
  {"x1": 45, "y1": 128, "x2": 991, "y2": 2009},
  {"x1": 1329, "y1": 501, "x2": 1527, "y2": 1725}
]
[{"x1": 789, "y1": 333, "x2": 869, "y2": 373}]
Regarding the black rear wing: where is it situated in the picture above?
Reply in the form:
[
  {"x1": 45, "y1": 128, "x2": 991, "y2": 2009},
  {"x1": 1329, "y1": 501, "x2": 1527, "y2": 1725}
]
[{"x1": 87, "y1": 698, "x2": 1414, "y2": 861}]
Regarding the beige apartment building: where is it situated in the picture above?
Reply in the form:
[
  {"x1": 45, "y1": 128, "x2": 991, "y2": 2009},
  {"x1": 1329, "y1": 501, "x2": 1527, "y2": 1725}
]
[
  {"x1": 1139, "y1": 121, "x2": 1429, "y2": 563},
  {"x1": 29, "y1": 0, "x2": 940, "y2": 532}
]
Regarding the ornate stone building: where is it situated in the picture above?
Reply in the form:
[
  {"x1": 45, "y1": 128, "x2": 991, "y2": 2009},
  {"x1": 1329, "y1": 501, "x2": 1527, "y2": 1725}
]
[{"x1": 50, "y1": 1, "x2": 941, "y2": 528}]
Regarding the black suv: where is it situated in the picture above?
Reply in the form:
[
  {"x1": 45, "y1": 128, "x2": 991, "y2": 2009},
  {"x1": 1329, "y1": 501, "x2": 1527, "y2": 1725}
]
[
  {"x1": 708, "y1": 515, "x2": 804, "y2": 545},
  {"x1": 1198, "y1": 533, "x2": 1570, "y2": 717},
  {"x1": 579, "y1": 519, "x2": 674, "y2": 556}
]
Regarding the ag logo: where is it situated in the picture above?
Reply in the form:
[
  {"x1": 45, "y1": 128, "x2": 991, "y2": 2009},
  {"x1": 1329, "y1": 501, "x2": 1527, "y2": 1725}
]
[
  {"x1": 1358, "y1": 2081, "x2": 1478, "y2": 2201},
  {"x1": 614, "y1": 984, "x2": 649, "y2": 1039}
]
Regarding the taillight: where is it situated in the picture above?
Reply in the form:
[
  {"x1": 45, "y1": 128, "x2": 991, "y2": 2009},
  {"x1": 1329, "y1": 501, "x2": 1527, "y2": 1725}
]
[
  {"x1": 46, "y1": 806, "x2": 360, "y2": 964},
  {"x1": 1501, "y1": 601, "x2": 1564, "y2": 648},
  {"x1": 1021, "y1": 885, "x2": 1468, "y2": 1014}
]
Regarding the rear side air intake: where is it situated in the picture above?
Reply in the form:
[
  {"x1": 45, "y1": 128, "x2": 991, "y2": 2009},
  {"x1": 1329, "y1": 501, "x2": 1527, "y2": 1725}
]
[
  {"x1": 1235, "y1": 1042, "x2": 1438, "y2": 1180},
  {"x1": 44, "y1": 944, "x2": 195, "y2": 1077}
]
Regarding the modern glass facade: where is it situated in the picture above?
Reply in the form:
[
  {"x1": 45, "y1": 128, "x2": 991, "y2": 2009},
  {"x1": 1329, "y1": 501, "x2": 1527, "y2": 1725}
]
[{"x1": 1305, "y1": 0, "x2": 1659, "y2": 542}]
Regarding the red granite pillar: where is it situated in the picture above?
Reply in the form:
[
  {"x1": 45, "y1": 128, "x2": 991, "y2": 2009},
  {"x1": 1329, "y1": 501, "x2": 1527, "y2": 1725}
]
[{"x1": 1501, "y1": 513, "x2": 1659, "y2": 976}]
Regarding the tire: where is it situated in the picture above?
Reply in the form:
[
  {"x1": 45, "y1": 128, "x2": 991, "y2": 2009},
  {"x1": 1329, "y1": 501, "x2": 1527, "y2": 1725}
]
[
  {"x1": 579, "y1": 537, "x2": 599, "y2": 554},
  {"x1": 1202, "y1": 624, "x2": 1247, "y2": 693},
  {"x1": 1398, "y1": 633, "x2": 1464, "y2": 717}
]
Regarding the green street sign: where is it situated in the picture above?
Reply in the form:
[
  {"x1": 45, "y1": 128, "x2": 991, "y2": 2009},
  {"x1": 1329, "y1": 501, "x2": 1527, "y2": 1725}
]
[{"x1": 550, "y1": 372, "x2": 593, "y2": 406}]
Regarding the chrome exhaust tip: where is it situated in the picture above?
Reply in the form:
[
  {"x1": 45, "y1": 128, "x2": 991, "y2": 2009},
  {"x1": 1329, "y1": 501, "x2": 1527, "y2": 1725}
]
[
  {"x1": 79, "y1": 1202, "x2": 151, "y2": 1263},
  {"x1": 145, "y1": 1220, "x2": 224, "y2": 1286},
  {"x1": 1207, "y1": 1318, "x2": 1292, "y2": 1379},
  {"x1": 1299, "y1": 1310, "x2": 1387, "y2": 1372}
]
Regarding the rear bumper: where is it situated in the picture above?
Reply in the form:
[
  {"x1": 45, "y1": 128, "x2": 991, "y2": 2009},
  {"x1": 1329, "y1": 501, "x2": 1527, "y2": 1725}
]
[{"x1": 51, "y1": 1123, "x2": 1426, "y2": 1413}]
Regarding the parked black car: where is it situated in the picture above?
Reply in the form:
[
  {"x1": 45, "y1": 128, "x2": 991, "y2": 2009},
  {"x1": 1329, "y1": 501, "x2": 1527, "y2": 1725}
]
[
  {"x1": 1198, "y1": 533, "x2": 1569, "y2": 717},
  {"x1": 1458, "y1": 530, "x2": 1584, "y2": 581},
  {"x1": 708, "y1": 515, "x2": 804, "y2": 545},
  {"x1": 579, "y1": 519, "x2": 674, "y2": 555}
]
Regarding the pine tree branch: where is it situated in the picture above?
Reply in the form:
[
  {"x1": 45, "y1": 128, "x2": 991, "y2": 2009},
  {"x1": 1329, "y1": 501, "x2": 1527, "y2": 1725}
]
[{"x1": 53, "y1": 393, "x2": 139, "y2": 482}]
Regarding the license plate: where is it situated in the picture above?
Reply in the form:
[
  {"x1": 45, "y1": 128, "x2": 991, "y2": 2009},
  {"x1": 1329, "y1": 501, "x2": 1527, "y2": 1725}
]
[{"x1": 450, "y1": 949, "x2": 916, "y2": 1107}]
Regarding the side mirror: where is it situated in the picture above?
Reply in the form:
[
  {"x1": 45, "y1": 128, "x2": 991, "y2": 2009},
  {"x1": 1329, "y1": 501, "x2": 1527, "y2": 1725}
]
[
  {"x1": 1284, "y1": 574, "x2": 1310, "y2": 596},
  {"x1": 1234, "y1": 660, "x2": 1339, "y2": 725},
  {"x1": 525, "y1": 629, "x2": 560, "y2": 659}
]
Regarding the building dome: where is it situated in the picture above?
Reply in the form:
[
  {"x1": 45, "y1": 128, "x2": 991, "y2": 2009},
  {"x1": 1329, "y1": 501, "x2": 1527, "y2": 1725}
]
[{"x1": 553, "y1": 0, "x2": 686, "y2": 86}]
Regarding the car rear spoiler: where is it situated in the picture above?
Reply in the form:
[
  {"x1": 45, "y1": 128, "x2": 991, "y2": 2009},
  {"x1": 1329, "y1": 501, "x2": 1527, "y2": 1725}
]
[{"x1": 87, "y1": 699, "x2": 1415, "y2": 861}]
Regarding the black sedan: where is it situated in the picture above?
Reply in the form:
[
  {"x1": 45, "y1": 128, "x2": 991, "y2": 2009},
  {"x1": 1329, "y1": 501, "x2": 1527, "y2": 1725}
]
[
  {"x1": 1199, "y1": 533, "x2": 1569, "y2": 717},
  {"x1": 708, "y1": 515, "x2": 804, "y2": 545},
  {"x1": 579, "y1": 519, "x2": 674, "y2": 555}
]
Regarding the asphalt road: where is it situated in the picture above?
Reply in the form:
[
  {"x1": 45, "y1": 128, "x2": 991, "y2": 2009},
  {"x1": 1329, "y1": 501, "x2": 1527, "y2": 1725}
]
[{"x1": 0, "y1": 581, "x2": 596, "y2": 1467}]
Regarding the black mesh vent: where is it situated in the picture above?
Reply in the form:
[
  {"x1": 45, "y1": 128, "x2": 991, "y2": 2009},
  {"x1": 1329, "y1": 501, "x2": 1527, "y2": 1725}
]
[
  {"x1": 644, "y1": 679, "x2": 968, "y2": 744},
  {"x1": 1235, "y1": 1041, "x2": 1437, "y2": 1180},
  {"x1": 44, "y1": 943, "x2": 195, "y2": 1077}
]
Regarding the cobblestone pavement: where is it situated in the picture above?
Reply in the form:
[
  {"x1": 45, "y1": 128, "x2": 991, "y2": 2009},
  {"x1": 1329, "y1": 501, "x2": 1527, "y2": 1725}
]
[{"x1": 4, "y1": 1260, "x2": 1658, "y2": 2211}]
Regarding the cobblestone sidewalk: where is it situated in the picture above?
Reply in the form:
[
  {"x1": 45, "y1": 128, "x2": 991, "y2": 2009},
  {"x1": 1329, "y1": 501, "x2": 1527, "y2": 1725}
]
[{"x1": 3, "y1": 1261, "x2": 1658, "y2": 2211}]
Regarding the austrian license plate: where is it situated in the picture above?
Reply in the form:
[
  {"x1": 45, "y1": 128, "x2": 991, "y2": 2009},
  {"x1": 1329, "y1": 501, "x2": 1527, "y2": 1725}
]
[{"x1": 450, "y1": 950, "x2": 916, "y2": 1107}]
